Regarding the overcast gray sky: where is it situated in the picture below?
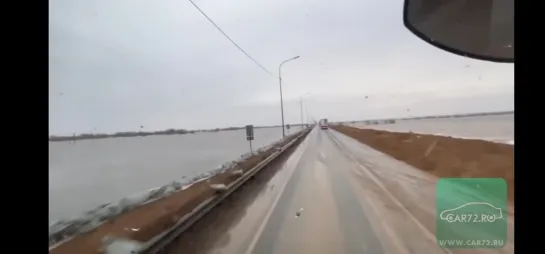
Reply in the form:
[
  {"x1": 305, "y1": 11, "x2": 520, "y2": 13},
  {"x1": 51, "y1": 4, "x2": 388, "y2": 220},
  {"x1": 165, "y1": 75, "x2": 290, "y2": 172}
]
[{"x1": 49, "y1": 0, "x2": 514, "y2": 136}]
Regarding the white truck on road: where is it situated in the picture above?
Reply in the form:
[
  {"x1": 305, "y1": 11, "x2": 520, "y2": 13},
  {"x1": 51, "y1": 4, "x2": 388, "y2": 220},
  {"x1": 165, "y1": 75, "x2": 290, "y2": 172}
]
[{"x1": 319, "y1": 119, "x2": 328, "y2": 129}]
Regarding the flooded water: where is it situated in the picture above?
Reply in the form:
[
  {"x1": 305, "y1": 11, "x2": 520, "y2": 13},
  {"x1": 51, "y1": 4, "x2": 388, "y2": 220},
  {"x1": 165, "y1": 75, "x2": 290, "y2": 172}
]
[
  {"x1": 49, "y1": 114, "x2": 513, "y2": 223},
  {"x1": 350, "y1": 114, "x2": 514, "y2": 144},
  {"x1": 48, "y1": 126, "x2": 304, "y2": 223}
]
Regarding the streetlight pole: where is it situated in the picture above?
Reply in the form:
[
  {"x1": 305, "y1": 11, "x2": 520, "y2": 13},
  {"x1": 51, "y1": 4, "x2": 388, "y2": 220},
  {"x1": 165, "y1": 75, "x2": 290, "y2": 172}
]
[
  {"x1": 278, "y1": 55, "x2": 300, "y2": 138},
  {"x1": 300, "y1": 97, "x2": 303, "y2": 129},
  {"x1": 300, "y1": 93, "x2": 311, "y2": 130},
  {"x1": 304, "y1": 108, "x2": 308, "y2": 127}
]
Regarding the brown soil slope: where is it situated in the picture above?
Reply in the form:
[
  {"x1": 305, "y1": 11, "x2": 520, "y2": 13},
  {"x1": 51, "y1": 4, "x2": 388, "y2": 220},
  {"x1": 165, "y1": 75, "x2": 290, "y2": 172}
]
[
  {"x1": 332, "y1": 125, "x2": 514, "y2": 202},
  {"x1": 51, "y1": 131, "x2": 307, "y2": 254}
]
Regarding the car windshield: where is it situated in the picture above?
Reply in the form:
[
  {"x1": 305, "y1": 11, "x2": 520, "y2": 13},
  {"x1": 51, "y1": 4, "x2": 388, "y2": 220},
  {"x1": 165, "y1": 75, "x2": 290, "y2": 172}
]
[{"x1": 49, "y1": 0, "x2": 513, "y2": 253}]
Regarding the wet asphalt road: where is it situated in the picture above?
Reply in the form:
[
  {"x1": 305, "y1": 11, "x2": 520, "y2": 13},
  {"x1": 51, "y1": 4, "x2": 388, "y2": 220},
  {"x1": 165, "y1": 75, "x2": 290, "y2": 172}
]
[{"x1": 166, "y1": 127, "x2": 514, "y2": 254}]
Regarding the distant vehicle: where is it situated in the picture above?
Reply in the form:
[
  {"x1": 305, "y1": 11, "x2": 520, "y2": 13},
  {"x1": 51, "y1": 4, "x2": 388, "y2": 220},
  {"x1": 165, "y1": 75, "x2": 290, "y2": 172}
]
[{"x1": 319, "y1": 119, "x2": 328, "y2": 129}]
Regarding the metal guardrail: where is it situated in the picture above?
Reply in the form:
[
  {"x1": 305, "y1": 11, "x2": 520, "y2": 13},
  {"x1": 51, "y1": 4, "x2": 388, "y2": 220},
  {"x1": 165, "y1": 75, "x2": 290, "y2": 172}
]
[{"x1": 138, "y1": 128, "x2": 311, "y2": 254}]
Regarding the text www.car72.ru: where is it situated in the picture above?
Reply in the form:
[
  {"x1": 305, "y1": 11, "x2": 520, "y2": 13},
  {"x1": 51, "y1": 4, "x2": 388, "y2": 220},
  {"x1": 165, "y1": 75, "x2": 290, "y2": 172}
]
[{"x1": 438, "y1": 239, "x2": 504, "y2": 247}]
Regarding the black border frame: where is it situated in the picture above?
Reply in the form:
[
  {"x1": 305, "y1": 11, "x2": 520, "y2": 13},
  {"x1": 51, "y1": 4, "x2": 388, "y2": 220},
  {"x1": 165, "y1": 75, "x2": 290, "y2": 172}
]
[
  {"x1": 5, "y1": 0, "x2": 49, "y2": 252},
  {"x1": 402, "y1": 0, "x2": 514, "y2": 64}
]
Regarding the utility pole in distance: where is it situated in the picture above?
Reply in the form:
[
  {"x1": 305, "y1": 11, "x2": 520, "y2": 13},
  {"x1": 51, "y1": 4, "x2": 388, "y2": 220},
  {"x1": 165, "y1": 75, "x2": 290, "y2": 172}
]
[
  {"x1": 300, "y1": 97, "x2": 303, "y2": 129},
  {"x1": 300, "y1": 93, "x2": 311, "y2": 130},
  {"x1": 278, "y1": 55, "x2": 300, "y2": 137}
]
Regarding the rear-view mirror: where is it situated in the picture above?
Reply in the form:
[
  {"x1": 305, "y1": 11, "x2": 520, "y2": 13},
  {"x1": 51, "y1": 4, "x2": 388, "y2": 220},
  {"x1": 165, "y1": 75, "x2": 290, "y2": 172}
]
[{"x1": 403, "y1": 0, "x2": 513, "y2": 63}]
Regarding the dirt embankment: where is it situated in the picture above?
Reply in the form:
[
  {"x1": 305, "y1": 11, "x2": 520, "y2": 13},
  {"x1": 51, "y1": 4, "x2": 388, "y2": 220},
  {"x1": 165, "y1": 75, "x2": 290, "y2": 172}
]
[
  {"x1": 50, "y1": 130, "x2": 308, "y2": 254},
  {"x1": 332, "y1": 125, "x2": 514, "y2": 202}
]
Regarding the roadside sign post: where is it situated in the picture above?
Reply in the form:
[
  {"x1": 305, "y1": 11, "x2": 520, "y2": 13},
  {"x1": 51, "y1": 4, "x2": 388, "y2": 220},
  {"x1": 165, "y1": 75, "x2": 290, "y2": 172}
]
[{"x1": 245, "y1": 125, "x2": 254, "y2": 153}]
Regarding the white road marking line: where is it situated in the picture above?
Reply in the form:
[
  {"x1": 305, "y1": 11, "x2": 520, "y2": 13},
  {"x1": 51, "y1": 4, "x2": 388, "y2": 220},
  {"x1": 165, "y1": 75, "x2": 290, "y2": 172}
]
[
  {"x1": 355, "y1": 187, "x2": 410, "y2": 254},
  {"x1": 328, "y1": 132, "x2": 452, "y2": 254},
  {"x1": 244, "y1": 133, "x2": 309, "y2": 254}
]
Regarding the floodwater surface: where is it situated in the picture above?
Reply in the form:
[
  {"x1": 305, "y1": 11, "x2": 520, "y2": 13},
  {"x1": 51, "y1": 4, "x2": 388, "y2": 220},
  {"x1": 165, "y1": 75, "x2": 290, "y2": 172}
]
[
  {"x1": 48, "y1": 126, "x2": 303, "y2": 223},
  {"x1": 350, "y1": 114, "x2": 514, "y2": 144}
]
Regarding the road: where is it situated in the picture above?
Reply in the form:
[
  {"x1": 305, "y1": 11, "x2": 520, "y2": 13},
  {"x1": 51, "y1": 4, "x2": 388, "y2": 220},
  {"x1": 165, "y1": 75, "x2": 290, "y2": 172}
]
[{"x1": 164, "y1": 127, "x2": 514, "y2": 254}]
